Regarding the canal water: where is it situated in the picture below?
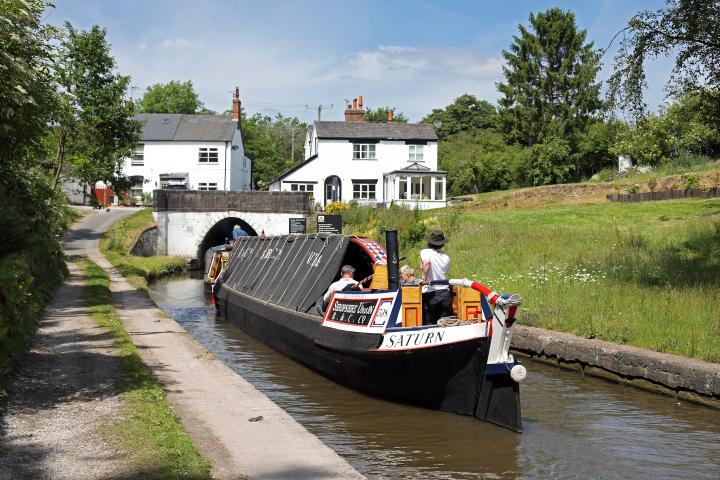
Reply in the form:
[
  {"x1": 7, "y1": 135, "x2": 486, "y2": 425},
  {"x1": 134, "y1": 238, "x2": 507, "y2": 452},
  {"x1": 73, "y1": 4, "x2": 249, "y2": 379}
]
[{"x1": 148, "y1": 276, "x2": 720, "y2": 479}]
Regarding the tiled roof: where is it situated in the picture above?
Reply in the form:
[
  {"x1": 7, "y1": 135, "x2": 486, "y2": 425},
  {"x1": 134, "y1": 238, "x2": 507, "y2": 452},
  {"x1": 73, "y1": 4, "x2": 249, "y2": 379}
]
[
  {"x1": 314, "y1": 121, "x2": 438, "y2": 141},
  {"x1": 135, "y1": 113, "x2": 237, "y2": 142}
]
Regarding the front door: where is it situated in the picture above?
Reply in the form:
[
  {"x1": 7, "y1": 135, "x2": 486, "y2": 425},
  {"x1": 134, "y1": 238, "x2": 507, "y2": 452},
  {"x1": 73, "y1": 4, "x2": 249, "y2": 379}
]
[{"x1": 324, "y1": 175, "x2": 341, "y2": 206}]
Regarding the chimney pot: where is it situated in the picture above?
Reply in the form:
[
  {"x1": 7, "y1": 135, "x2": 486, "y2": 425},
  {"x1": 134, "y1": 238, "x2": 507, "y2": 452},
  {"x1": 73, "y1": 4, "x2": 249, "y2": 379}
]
[
  {"x1": 388, "y1": 110, "x2": 393, "y2": 122},
  {"x1": 353, "y1": 98, "x2": 358, "y2": 109},
  {"x1": 232, "y1": 87, "x2": 240, "y2": 124},
  {"x1": 358, "y1": 96, "x2": 363, "y2": 109}
]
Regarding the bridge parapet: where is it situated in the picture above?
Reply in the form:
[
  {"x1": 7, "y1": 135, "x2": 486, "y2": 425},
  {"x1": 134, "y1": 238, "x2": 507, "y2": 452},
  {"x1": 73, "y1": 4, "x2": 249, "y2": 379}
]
[{"x1": 153, "y1": 189, "x2": 310, "y2": 214}]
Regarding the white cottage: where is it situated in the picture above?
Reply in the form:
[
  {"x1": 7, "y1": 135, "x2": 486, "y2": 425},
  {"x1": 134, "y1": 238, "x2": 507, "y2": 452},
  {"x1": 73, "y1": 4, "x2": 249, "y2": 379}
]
[
  {"x1": 269, "y1": 97, "x2": 446, "y2": 210},
  {"x1": 123, "y1": 88, "x2": 252, "y2": 200}
]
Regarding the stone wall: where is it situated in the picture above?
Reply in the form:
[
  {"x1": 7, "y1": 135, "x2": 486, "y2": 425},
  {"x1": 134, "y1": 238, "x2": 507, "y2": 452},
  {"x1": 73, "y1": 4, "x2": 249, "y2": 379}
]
[
  {"x1": 512, "y1": 325, "x2": 720, "y2": 408},
  {"x1": 153, "y1": 189, "x2": 310, "y2": 213},
  {"x1": 153, "y1": 210, "x2": 302, "y2": 257},
  {"x1": 130, "y1": 226, "x2": 158, "y2": 257}
]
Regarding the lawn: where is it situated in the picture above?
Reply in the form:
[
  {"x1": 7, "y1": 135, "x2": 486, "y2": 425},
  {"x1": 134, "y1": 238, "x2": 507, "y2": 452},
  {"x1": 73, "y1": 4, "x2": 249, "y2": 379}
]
[{"x1": 349, "y1": 199, "x2": 720, "y2": 362}]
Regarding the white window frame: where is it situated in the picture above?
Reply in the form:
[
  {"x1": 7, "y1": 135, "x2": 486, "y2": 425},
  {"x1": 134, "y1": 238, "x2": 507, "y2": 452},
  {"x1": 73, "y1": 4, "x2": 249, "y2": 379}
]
[
  {"x1": 198, "y1": 182, "x2": 218, "y2": 191},
  {"x1": 408, "y1": 144, "x2": 424, "y2": 162},
  {"x1": 198, "y1": 147, "x2": 219, "y2": 163},
  {"x1": 131, "y1": 144, "x2": 144, "y2": 166},
  {"x1": 352, "y1": 182, "x2": 377, "y2": 200},
  {"x1": 352, "y1": 143, "x2": 376, "y2": 160}
]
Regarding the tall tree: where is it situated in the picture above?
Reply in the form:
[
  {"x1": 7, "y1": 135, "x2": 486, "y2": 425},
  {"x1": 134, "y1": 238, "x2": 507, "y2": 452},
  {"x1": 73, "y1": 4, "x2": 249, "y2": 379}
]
[
  {"x1": 364, "y1": 106, "x2": 408, "y2": 123},
  {"x1": 242, "y1": 113, "x2": 308, "y2": 190},
  {"x1": 136, "y1": 80, "x2": 213, "y2": 114},
  {"x1": 0, "y1": 0, "x2": 62, "y2": 255},
  {"x1": 422, "y1": 94, "x2": 497, "y2": 139},
  {"x1": 497, "y1": 8, "x2": 602, "y2": 146},
  {"x1": 50, "y1": 23, "x2": 141, "y2": 195},
  {"x1": 607, "y1": 0, "x2": 720, "y2": 120}
]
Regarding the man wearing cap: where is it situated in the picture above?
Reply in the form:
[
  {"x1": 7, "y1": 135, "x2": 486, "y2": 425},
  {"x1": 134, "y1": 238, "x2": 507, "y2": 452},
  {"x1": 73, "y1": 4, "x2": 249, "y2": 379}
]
[{"x1": 420, "y1": 230, "x2": 452, "y2": 324}]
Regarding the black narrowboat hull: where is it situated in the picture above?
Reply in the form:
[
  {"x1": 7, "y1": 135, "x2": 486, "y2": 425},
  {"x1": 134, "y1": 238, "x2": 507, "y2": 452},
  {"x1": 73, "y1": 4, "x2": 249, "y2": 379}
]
[{"x1": 216, "y1": 285, "x2": 521, "y2": 431}]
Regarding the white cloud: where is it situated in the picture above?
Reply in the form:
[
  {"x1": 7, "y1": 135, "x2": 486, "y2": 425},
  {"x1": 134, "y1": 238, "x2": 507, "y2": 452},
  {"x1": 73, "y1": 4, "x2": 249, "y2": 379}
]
[
  {"x1": 160, "y1": 38, "x2": 192, "y2": 49},
  {"x1": 323, "y1": 45, "x2": 504, "y2": 84}
]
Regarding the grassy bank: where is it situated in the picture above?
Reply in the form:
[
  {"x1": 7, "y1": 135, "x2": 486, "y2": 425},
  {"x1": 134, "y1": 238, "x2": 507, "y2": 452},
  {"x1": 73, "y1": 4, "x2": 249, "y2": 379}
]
[
  {"x1": 100, "y1": 208, "x2": 185, "y2": 289},
  {"x1": 345, "y1": 198, "x2": 720, "y2": 362},
  {"x1": 83, "y1": 259, "x2": 211, "y2": 479}
]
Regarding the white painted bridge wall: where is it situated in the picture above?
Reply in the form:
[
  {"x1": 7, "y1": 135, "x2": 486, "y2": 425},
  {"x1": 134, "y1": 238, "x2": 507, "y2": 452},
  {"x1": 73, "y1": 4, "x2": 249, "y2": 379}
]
[{"x1": 154, "y1": 210, "x2": 297, "y2": 257}]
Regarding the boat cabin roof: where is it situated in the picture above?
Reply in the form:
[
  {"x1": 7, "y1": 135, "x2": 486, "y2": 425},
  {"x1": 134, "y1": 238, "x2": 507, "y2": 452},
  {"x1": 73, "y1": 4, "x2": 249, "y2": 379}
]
[{"x1": 221, "y1": 234, "x2": 386, "y2": 313}]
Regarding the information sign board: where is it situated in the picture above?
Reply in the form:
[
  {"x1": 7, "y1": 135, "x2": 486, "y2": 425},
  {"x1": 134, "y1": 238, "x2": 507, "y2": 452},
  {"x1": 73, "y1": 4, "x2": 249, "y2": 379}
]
[
  {"x1": 317, "y1": 214, "x2": 342, "y2": 234},
  {"x1": 289, "y1": 217, "x2": 307, "y2": 234}
]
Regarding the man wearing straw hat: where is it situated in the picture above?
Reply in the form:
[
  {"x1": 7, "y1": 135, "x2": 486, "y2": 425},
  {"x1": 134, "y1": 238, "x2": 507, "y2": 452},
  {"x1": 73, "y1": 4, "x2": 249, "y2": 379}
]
[{"x1": 419, "y1": 229, "x2": 452, "y2": 325}]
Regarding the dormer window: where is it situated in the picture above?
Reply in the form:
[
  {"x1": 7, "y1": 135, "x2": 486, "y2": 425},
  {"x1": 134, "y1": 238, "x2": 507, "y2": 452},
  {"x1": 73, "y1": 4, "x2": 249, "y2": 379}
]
[
  {"x1": 409, "y1": 144, "x2": 424, "y2": 162},
  {"x1": 352, "y1": 143, "x2": 376, "y2": 160}
]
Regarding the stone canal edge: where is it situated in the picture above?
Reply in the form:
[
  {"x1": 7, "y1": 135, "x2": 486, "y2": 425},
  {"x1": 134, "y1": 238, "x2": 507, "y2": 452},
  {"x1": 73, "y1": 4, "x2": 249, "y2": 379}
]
[{"x1": 512, "y1": 325, "x2": 720, "y2": 409}]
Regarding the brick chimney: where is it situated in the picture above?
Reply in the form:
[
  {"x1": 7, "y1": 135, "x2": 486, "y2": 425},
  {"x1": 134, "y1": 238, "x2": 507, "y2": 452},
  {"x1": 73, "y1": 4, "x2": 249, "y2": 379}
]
[
  {"x1": 344, "y1": 95, "x2": 365, "y2": 122},
  {"x1": 231, "y1": 87, "x2": 241, "y2": 128}
]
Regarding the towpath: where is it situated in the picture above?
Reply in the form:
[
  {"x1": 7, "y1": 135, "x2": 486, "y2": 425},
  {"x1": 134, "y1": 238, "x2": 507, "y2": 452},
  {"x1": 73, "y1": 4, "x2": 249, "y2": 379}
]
[{"x1": 1, "y1": 209, "x2": 363, "y2": 480}]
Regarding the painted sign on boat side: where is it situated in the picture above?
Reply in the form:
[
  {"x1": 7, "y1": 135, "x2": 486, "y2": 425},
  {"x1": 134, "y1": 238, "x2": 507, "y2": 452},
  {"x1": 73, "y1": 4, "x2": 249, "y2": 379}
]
[
  {"x1": 375, "y1": 322, "x2": 489, "y2": 351},
  {"x1": 322, "y1": 291, "x2": 399, "y2": 334}
]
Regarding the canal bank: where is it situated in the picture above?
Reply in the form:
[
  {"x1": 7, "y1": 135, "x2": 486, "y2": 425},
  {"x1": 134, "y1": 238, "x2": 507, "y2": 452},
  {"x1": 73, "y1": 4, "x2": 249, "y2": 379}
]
[
  {"x1": 90, "y1": 211, "x2": 364, "y2": 479},
  {"x1": 512, "y1": 325, "x2": 720, "y2": 409}
]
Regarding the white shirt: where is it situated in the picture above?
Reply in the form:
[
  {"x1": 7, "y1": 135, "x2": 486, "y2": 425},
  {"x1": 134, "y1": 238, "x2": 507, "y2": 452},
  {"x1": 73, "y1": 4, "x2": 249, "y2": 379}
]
[
  {"x1": 323, "y1": 277, "x2": 359, "y2": 303},
  {"x1": 420, "y1": 248, "x2": 450, "y2": 293}
]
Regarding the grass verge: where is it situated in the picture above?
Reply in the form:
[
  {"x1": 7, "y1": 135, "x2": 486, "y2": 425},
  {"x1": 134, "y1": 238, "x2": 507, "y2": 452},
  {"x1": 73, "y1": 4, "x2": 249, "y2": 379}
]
[
  {"x1": 100, "y1": 208, "x2": 185, "y2": 289},
  {"x1": 343, "y1": 197, "x2": 720, "y2": 362},
  {"x1": 83, "y1": 259, "x2": 211, "y2": 479}
]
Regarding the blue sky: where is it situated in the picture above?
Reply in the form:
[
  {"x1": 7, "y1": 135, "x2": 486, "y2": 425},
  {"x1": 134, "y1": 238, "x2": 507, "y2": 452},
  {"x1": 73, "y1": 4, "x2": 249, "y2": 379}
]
[{"x1": 49, "y1": 0, "x2": 671, "y2": 122}]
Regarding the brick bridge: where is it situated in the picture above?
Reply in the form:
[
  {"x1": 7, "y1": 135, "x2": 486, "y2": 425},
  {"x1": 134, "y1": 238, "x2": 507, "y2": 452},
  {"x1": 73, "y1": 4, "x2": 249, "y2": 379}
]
[{"x1": 152, "y1": 190, "x2": 310, "y2": 263}]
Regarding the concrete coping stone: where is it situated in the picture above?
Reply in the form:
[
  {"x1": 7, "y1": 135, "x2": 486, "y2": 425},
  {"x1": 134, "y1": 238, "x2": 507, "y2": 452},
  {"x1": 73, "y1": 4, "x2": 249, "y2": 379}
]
[{"x1": 512, "y1": 325, "x2": 720, "y2": 398}]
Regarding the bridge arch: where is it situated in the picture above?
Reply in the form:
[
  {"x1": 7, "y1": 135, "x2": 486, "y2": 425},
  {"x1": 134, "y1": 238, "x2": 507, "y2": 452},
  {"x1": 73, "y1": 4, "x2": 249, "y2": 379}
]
[{"x1": 197, "y1": 217, "x2": 257, "y2": 267}]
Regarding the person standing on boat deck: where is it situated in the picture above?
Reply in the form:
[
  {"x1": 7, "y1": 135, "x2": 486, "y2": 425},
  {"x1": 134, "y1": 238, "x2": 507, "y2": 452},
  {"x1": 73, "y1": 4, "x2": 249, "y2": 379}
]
[
  {"x1": 420, "y1": 230, "x2": 452, "y2": 325},
  {"x1": 323, "y1": 265, "x2": 359, "y2": 304}
]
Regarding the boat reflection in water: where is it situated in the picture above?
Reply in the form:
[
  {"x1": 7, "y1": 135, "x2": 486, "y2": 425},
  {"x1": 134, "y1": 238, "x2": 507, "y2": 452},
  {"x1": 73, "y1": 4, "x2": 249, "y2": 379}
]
[{"x1": 214, "y1": 230, "x2": 526, "y2": 431}]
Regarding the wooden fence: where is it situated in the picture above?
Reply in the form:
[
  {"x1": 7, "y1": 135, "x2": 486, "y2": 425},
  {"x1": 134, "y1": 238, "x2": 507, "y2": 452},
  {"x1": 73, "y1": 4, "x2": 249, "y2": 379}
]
[{"x1": 607, "y1": 187, "x2": 720, "y2": 203}]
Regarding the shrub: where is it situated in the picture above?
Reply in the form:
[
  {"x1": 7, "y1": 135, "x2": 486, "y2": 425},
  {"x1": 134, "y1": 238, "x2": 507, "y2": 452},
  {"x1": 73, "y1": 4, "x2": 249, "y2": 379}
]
[
  {"x1": 680, "y1": 172, "x2": 700, "y2": 190},
  {"x1": 627, "y1": 183, "x2": 641, "y2": 194},
  {"x1": 323, "y1": 201, "x2": 349, "y2": 215},
  {"x1": 647, "y1": 178, "x2": 657, "y2": 192},
  {"x1": 528, "y1": 138, "x2": 573, "y2": 186}
]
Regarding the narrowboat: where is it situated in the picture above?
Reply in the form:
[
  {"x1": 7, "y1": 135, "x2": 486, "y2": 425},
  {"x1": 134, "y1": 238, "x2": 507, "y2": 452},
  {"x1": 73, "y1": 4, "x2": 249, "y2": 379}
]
[
  {"x1": 214, "y1": 230, "x2": 526, "y2": 431},
  {"x1": 203, "y1": 244, "x2": 232, "y2": 294}
]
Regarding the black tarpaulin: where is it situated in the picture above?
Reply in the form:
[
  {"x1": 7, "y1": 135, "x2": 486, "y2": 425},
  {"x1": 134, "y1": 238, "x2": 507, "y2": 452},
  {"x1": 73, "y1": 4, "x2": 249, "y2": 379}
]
[{"x1": 222, "y1": 234, "x2": 351, "y2": 313}]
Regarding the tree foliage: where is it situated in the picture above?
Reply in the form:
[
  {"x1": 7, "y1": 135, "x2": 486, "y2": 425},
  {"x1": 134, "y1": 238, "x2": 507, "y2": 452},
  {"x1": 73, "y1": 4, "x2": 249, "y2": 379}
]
[
  {"x1": 0, "y1": 0, "x2": 57, "y2": 172},
  {"x1": 498, "y1": 8, "x2": 602, "y2": 146},
  {"x1": 51, "y1": 24, "x2": 141, "y2": 193},
  {"x1": 364, "y1": 106, "x2": 408, "y2": 123},
  {"x1": 242, "y1": 113, "x2": 308, "y2": 190},
  {"x1": 136, "y1": 80, "x2": 213, "y2": 114},
  {"x1": 607, "y1": 0, "x2": 720, "y2": 118},
  {"x1": 422, "y1": 94, "x2": 497, "y2": 139}
]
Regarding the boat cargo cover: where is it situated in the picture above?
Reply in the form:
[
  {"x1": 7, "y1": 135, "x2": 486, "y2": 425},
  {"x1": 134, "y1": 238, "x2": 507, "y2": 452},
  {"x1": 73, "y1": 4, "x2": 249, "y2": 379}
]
[{"x1": 222, "y1": 234, "x2": 351, "y2": 313}]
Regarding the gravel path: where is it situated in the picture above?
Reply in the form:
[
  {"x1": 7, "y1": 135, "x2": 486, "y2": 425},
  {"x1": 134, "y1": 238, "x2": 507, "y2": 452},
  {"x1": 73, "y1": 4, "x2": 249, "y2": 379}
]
[
  {"x1": 0, "y1": 260, "x2": 128, "y2": 480},
  {"x1": 0, "y1": 209, "x2": 136, "y2": 480}
]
